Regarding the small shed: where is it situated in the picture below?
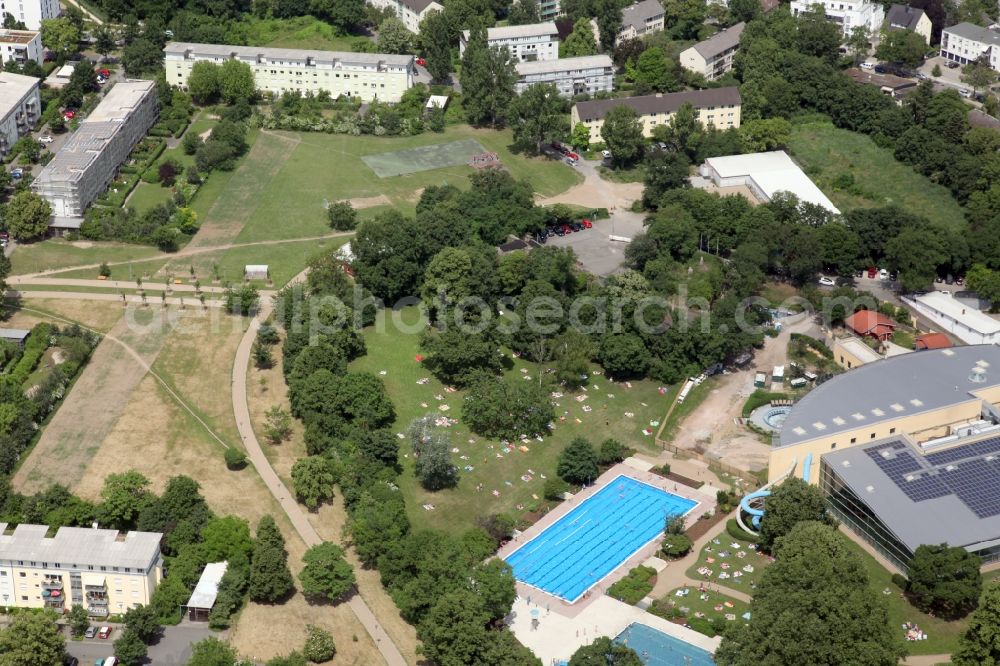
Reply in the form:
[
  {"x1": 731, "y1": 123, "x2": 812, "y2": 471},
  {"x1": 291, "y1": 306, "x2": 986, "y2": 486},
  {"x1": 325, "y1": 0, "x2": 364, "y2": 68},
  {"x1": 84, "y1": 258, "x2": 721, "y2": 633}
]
[
  {"x1": 185, "y1": 561, "x2": 228, "y2": 621},
  {"x1": 425, "y1": 95, "x2": 449, "y2": 114},
  {"x1": 772, "y1": 365, "x2": 785, "y2": 383},
  {"x1": 754, "y1": 371, "x2": 767, "y2": 388},
  {"x1": 0, "y1": 328, "x2": 30, "y2": 346},
  {"x1": 244, "y1": 264, "x2": 269, "y2": 281}
]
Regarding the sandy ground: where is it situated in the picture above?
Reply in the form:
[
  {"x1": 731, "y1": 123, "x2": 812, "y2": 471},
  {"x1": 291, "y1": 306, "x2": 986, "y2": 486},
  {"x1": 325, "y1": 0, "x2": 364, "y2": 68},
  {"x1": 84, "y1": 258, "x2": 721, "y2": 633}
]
[
  {"x1": 247, "y1": 343, "x2": 305, "y2": 485},
  {"x1": 6, "y1": 299, "x2": 126, "y2": 334},
  {"x1": 347, "y1": 194, "x2": 392, "y2": 209}
]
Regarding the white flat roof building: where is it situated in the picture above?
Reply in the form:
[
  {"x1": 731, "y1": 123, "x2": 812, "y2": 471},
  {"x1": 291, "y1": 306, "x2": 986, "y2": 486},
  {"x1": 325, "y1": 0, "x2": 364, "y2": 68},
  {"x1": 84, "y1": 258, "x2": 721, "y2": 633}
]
[
  {"x1": 185, "y1": 561, "x2": 228, "y2": 620},
  {"x1": 699, "y1": 150, "x2": 840, "y2": 214},
  {"x1": 0, "y1": 29, "x2": 43, "y2": 67},
  {"x1": 514, "y1": 55, "x2": 614, "y2": 97},
  {"x1": 906, "y1": 291, "x2": 1000, "y2": 345},
  {"x1": 940, "y1": 23, "x2": 1000, "y2": 71},
  {"x1": 790, "y1": 0, "x2": 884, "y2": 37},
  {"x1": 0, "y1": 71, "x2": 41, "y2": 156},
  {"x1": 5, "y1": 0, "x2": 58, "y2": 30},
  {"x1": 164, "y1": 42, "x2": 414, "y2": 103},
  {"x1": 460, "y1": 22, "x2": 560, "y2": 62}
]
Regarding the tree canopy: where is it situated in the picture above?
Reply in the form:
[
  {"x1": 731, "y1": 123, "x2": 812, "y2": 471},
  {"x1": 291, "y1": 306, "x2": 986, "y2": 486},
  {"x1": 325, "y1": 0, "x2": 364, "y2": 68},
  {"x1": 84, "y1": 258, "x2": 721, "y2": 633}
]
[
  {"x1": 907, "y1": 543, "x2": 982, "y2": 619},
  {"x1": 757, "y1": 477, "x2": 833, "y2": 552}
]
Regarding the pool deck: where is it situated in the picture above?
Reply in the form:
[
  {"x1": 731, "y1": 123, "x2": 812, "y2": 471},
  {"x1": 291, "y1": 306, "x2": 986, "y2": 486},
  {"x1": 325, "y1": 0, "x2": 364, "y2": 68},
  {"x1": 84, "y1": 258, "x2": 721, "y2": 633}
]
[
  {"x1": 498, "y1": 463, "x2": 716, "y2": 618},
  {"x1": 509, "y1": 593, "x2": 722, "y2": 665}
]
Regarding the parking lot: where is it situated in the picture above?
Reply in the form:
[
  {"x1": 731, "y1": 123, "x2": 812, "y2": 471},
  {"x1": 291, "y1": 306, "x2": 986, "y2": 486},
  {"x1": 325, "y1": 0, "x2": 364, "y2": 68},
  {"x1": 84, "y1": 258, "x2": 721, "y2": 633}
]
[
  {"x1": 64, "y1": 621, "x2": 217, "y2": 665},
  {"x1": 542, "y1": 210, "x2": 645, "y2": 277}
]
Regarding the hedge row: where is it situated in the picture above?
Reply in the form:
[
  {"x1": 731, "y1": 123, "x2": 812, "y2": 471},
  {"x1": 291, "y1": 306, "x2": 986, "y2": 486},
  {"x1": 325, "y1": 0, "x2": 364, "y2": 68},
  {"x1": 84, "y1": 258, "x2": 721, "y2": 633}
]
[{"x1": 741, "y1": 389, "x2": 792, "y2": 418}]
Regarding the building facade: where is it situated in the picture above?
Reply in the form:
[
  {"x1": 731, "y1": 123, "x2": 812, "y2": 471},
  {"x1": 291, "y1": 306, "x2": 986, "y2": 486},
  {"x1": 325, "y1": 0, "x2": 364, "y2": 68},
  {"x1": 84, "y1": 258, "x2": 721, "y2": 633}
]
[
  {"x1": 1, "y1": 0, "x2": 58, "y2": 30},
  {"x1": 33, "y1": 80, "x2": 159, "y2": 218},
  {"x1": 164, "y1": 43, "x2": 414, "y2": 103},
  {"x1": 539, "y1": 0, "x2": 559, "y2": 20},
  {"x1": 0, "y1": 29, "x2": 42, "y2": 67},
  {"x1": 940, "y1": 23, "x2": 1000, "y2": 69},
  {"x1": 366, "y1": 0, "x2": 443, "y2": 33},
  {"x1": 885, "y1": 4, "x2": 931, "y2": 44},
  {"x1": 905, "y1": 291, "x2": 1000, "y2": 345},
  {"x1": 617, "y1": 0, "x2": 665, "y2": 43},
  {"x1": 459, "y1": 22, "x2": 560, "y2": 61},
  {"x1": 571, "y1": 87, "x2": 742, "y2": 143},
  {"x1": 515, "y1": 55, "x2": 614, "y2": 96},
  {"x1": 0, "y1": 524, "x2": 163, "y2": 616},
  {"x1": 679, "y1": 22, "x2": 744, "y2": 81},
  {"x1": 790, "y1": 0, "x2": 885, "y2": 37},
  {"x1": 0, "y1": 71, "x2": 40, "y2": 156}
]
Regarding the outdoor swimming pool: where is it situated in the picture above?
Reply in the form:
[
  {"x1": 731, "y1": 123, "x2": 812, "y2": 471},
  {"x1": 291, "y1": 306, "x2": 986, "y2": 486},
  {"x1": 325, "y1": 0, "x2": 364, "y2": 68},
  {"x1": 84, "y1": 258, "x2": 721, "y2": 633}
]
[
  {"x1": 505, "y1": 475, "x2": 697, "y2": 602},
  {"x1": 615, "y1": 623, "x2": 715, "y2": 666}
]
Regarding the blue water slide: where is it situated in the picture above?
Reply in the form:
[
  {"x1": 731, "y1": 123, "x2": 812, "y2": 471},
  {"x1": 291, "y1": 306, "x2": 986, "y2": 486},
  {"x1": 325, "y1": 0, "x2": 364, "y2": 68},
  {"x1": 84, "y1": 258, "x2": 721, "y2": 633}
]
[{"x1": 735, "y1": 458, "x2": 798, "y2": 535}]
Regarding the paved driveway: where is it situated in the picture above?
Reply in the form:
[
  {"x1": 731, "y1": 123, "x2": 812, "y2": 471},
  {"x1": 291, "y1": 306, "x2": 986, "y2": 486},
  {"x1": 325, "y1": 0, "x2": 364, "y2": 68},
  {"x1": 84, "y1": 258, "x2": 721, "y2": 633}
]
[
  {"x1": 542, "y1": 212, "x2": 646, "y2": 277},
  {"x1": 65, "y1": 621, "x2": 217, "y2": 665}
]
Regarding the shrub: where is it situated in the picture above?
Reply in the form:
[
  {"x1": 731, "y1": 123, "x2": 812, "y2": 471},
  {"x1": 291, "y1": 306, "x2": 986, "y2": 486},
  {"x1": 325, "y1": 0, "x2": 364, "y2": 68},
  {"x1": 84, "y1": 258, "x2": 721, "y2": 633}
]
[
  {"x1": 741, "y1": 390, "x2": 792, "y2": 417},
  {"x1": 891, "y1": 573, "x2": 908, "y2": 590},
  {"x1": 661, "y1": 533, "x2": 693, "y2": 559},
  {"x1": 606, "y1": 566, "x2": 656, "y2": 604},
  {"x1": 302, "y1": 625, "x2": 336, "y2": 663},
  {"x1": 726, "y1": 519, "x2": 757, "y2": 543},
  {"x1": 596, "y1": 438, "x2": 629, "y2": 465},
  {"x1": 99, "y1": 262, "x2": 111, "y2": 278},
  {"x1": 687, "y1": 617, "x2": 716, "y2": 637},
  {"x1": 477, "y1": 513, "x2": 517, "y2": 544},
  {"x1": 224, "y1": 448, "x2": 248, "y2": 470},
  {"x1": 543, "y1": 477, "x2": 570, "y2": 501}
]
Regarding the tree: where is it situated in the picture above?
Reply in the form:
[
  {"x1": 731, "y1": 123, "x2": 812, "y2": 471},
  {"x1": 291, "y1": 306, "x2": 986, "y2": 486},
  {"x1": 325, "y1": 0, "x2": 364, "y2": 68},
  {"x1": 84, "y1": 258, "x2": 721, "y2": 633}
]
[
  {"x1": 249, "y1": 516, "x2": 295, "y2": 603},
  {"x1": 876, "y1": 29, "x2": 927, "y2": 68},
  {"x1": 462, "y1": 375, "x2": 554, "y2": 439},
  {"x1": 417, "y1": 589, "x2": 495, "y2": 666},
  {"x1": 420, "y1": 10, "x2": 452, "y2": 83},
  {"x1": 460, "y1": 26, "x2": 517, "y2": 127},
  {"x1": 302, "y1": 625, "x2": 336, "y2": 663},
  {"x1": 739, "y1": 117, "x2": 793, "y2": 152},
  {"x1": 224, "y1": 448, "x2": 248, "y2": 470},
  {"x1": 846, "y1": 25, "x2": 870, "y2": 65},
  {"x1": 794, "y1": 5, "x2": 842, "y2": 60},
  {"x1": 188, "y1": 61, "x2": 221, "y2": 104},
  {"x1": 757, "y1": 477, "x2": 833, "y2": 552},
  {"x1": 94, "y1": 24, "x2": 115, "y2": 58},
  {"x1": 469, "y1": 559, "x2": 517, "y2": 621},
  {"x1": 716, "y1": 522, "x2": 905, "y2": 666},
  {"x1": 953, "y1": 583, "x2": 1000, "y2": 665},
  {"x1": 601, "y1": 105, "x2": 644, "y2": 167},
  {"x1": 594, "y1": 0, "x2": 623, "y2": 52},
  {"x1": 508, "y1": 0, "x2": 540, "y2": 24},
  {"x1": 509, "y1": 83, "x2": 568, "y2": 153},
  {"x1": 560, "y1": 18, "x2": 598, "y2": 58},
  {"x1": 40, "y1": 17, "x2": 79, "y2": 59},
  {"x1": 219, "y1": 60, "x2": 256, "y2": 104},
  {"x1": 188, "y1": 637, "x2": 238, "y2": 666},
  {"x1": 100, "y1": 469, "x2": 151, "y2": 529},
  {"x1": 568, "y1": 637, "x2": 642, "y2": 665},
  {"x1": 68, "y1": 604, "x2": 90, "y2": 637},
  {"x1": 0, "y1": 611, "x2": 65, "y2": 665},
  {"x1": 113, "y1": 628, "x2": 147, "y2": 666},
  {"x1": 123, "y1": 603, "x2": 160, "y2": 643},
  {"x1": 728, "y1": 0, "x2": 760, "y2": 22},
  {"x1": 327, "y1": 200, "x2": 357, "y2": 230},
  {"x1": 907, "y1": 544, "x2": 982, "y2": 619},
  {"x1": 632, "y1": 47, "x2": 676, "y2": 94},
  {"x1": 378, "y1": 17, "x2": 412, "y2": 54},
  {"x1": 599, "y1": 333, "x2": 651, "y2": 378},
  {"x1": 571, "y1": 121, "x2": 591, "y2": 150},
  {"x1": 5, "y1": 191, "x2": 52, "y2": 240},
  {"x1": 661, "y1": 532, "x2": 693, "y2": 558},
  {"x1": 932, "y1": 63, "x2": 942, "y2": 77},
  {"x1": 643, "y1": 150, "x2": 690, "y2": 207},
  {"x1": 225, "y1": 283, "x2": 260, "y2": 315},
  {"x1": 885, "y1": 225, "x2": 947, "y2": 292},
  {"x1": 963, "y1": 57, "x2": 998, "y2": 94},
  {"x1": 311, "y1": 0, "x2": 366, "y2": 31},
  {"x1": 253, "y1": 340, "x2": 273, "y2": 369},
  {"x1": 291, "y1": 455, "x2": 337, "y2": 509},
  {"x1": 410, "y1": 420, "x2": 459, "y2": 490},
  {"x1": 263, "y1": 406, "x2": 292, "y2": 444},
  {"x1": 557, "y1": 437, "x2": 599, "y2": 485},
  {"x1": 122, "y1": 38, "x2": 162, "y2": 76},
  {"x1": 299, "y1": 542, "x2": 356, "y2": 603}
]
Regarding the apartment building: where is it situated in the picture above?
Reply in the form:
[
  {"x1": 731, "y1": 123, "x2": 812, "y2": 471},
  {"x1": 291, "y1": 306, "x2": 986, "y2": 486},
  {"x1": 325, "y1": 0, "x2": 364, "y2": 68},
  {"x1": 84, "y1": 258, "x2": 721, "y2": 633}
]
[
  {"x1": 459, "y1": 22, "x2": 560, "y2": 62},
  {"x1": 680, "y1": 22, "x2": 745, "y2": 80},
  {"x1": 941, "y1": 23, "x2": 1000, "y2": 69},
  {"x1": 538, "y1": 0, "x2": 559, "y2": 20},
  {"x1": 0, "y1": 71, "x2": 40, "y2": 156},
  {"x1": 515, "y1": 55, "x2": 614, "y2": 96},
  {"x1": 0, "y1": 0, "x2": 58, "y2": 30},
  {"x1": 885, "y1": 4, "x2": 931, "y2": 44},
  {"x1": 0, "y1": 524, "x2": 163, "y2": 616},
  {"x1": 790, "y1": 0, "x2": 885, "y2": 37},
  {"x1": 164, "y1": 42, "x2": 414, "y2": 103},
  {"x1": 617, "y1": 0, "x2": 666, "y2": 43},
  {"x1": 0, "y1": 29, "x2": 42, "y2": 67},
  {"x1": 33, "y1": 80, "x2": 159, "y2": 218},
  {"x1": 366, "y1": 0, "x2": 443, "y2": 33},
  {"x1": 571, "y1": 87, "x2": 742, "y2": 143}
]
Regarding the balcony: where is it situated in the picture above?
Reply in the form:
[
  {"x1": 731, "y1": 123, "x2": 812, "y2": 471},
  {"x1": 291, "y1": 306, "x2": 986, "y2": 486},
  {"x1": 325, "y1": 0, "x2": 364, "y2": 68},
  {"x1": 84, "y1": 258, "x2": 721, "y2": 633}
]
[
  {"x1": 42, "y1": 580, "x2": 63, "y2": 591},
  {"x1": 87, "y1": 606, "x2": 109, "y2": 617}
]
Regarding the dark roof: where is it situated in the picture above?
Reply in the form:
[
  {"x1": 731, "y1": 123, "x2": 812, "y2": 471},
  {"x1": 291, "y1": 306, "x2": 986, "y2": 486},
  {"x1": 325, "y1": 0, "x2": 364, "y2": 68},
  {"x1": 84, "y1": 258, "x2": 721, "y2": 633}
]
[
  {"x1": 498, "y1": 239, "x2": 529, "y2": 252},
  {"x1": 845, "y1": 68, "x2": 917, "y2": 91},
  {"x1": 574, "y1": 87, "x2": 742, "y2": 121},
  {"x1": 692, "y1": 22, "x2": 745, "y2": 59},
  {"x1": 401, "y1": 0, "x2": 439, "y2": 12},
  {"x1": 970, "y1": 109, "x2": 1000, "y2": 130},
  {"x1": 621, "y1": 0, "x2": 665, "y2": 31},
  {"x1": 761, "y1": 0, "x2": 779, "y2": 12},
  {"x1": 886, "y1": 4, "x2": 926, "y2": 31}
]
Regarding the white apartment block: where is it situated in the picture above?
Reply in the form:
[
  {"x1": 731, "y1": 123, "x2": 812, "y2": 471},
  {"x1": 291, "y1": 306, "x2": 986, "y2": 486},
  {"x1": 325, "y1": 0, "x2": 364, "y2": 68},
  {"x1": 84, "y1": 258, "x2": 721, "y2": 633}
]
[
  {"x1": 366, "y1": 0, "x2": 443, "y2": 33},
  {"x1": 0, "y1": 0, "x2": 58, "y2": 30},
  {"x1": 941, "y1": 23, "x2": 1000, "y2": 69},
  {"x1": 515, "y1": 55, "x2": 614, "y2": 97},
  {"x1": 790, "y1": 0, "x2": 885, "y2": 37},
  {"x1": 164, "y1": 42, "x2": 414, "y2": 103},
  {"x1": 0, "y1": 29, "x2": 42, "y2": 67},
  {"x1": 571, "y1": 87, "x2": 742, "y2": 143},
  {"x1": 33, "y1": 80, "x2": 159, "y2": 218},
  {"x1": 0, "y1": 71, "x2": 40, "y2": 156},
  {"x1": 539, "y1": 0, "x2": 559, "y2": 20},
  {"x1": 0, "y1": 524, "x2": 163, "y2": 616},
  {"x1": 617, "y1": 0, "x2": 665, "y2": 43},
  {"x1": 459, "y1": 22, "x2": 559, "y2": 62},
  {"x1": 680, "y1": 22, "x2": 745, "y2": 81}
]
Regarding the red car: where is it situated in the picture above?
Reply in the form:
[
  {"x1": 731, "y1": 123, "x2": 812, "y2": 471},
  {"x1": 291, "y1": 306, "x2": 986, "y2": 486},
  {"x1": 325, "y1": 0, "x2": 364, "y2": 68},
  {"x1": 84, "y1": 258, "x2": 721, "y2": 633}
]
[
  {"x1": 560, "y1": 224, "x2": 573, "y2": 234},
  {"x1": 415, "y1": 57, "x2": 426, "y2": 66},
  {"x1": 866, "y1": 266, "x2": 877, "y2": 279},
  {"x1": 99, "y1": 68, "x2": 110, "y2": 77},
  {"x1": 567, "y1": 152, "x2": 579, "y2": 160},
  {"x1": 581, "y1": 219, "x2": 592, "y2": 229},
  {"x1": 63, "y1": 110, "x2": 76, "y2": 120},
  {"x1": 97, "y1": 626, "x2": 111, "y2": 639}
]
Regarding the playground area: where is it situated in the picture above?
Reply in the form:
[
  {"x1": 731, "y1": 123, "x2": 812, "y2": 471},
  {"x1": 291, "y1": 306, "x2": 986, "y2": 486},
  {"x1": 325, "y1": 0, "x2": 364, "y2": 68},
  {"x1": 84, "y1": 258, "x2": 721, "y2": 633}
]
[{"x1": 362, "y1": 138, "x2": 490, "y2": 177}]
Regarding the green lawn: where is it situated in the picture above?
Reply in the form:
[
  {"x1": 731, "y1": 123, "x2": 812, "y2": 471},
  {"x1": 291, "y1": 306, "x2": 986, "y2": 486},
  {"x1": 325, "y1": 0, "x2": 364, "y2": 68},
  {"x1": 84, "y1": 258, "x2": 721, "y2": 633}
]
[
  {"x1": 10, "y1": 240, "x2": 165, "y2": 276},
  {"x1": 788, "y1": 120, "x2": 966, "y2": 229},
  {"x1": 653, "y1": 586, "x2": 751, "y2": 627},
  {"x1": 127, "y1": 182, "x2": 174, "y2": 213},
  {"x1": 244, "y1": 16, "x2": 364, "y2": 51},
  {"x1": 685, "y1": 531, "x2": 771, "y2": 591},
  {"x1": 349, "y1": 305, "x2": 671, "y2": 534}
]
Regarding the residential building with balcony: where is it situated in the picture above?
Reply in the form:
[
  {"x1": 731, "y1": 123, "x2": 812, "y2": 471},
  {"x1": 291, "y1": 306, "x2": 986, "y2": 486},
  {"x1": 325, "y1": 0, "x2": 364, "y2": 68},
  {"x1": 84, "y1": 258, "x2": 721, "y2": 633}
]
[
  {"x1": 1, "y1": 0, "x2": 58, "y2": 30},
  {"x1": 514, "y1": 55, "x2": 614, "y2": 96},
  {"x1": 940, "y1": 23, "x2": 1000, "y2": 69},
  {"x1": 365, "y1": 0, "x2": 443, "y2": 33},
  {"x1": 571, "y1": 87, "x2": 742, "y2": 143},
  {"x1": 33, "y1": 80, "x2": 159, "y2": 219},
  {"x1": 680, "y1": 22, "x2": 745, "y2": 80},
  {"x1": 0, "y1": 29, "x2": 42, "y2": 67},
  {"x1": 790, "y1": 0, "x2": 885, "y2": 38},
  {"x1": 616, "y1": 0, "x2": 666, "y2": 43},
  {"x1": 538, "y1": 0, "x2": 559, "y2": 20},
  {"x1": 885, "y1": 4, "x2": 931, "y2": 44},
  {"x1": 164, "y1": 42, "x2": 414, "y2": 102},
  {"x1": 0, "y1": 71, "x2": 40, "y2": 156},
  {"x1": 0, "y1": 524, "x2": 163, "y2": 615},
  {"x1": 459, "y1": 22, "x2": 560, "y2": 62}
]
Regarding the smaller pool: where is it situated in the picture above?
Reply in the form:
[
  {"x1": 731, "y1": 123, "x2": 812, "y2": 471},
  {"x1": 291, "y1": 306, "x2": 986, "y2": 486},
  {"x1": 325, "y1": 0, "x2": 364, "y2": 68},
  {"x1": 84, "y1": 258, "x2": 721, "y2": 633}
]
[
  {"x1": 614, "y1": 623, "x2": 715, "y2": 666},
  {"x1": 749, "y1": 405, "x2": 791, "y2": 433}
]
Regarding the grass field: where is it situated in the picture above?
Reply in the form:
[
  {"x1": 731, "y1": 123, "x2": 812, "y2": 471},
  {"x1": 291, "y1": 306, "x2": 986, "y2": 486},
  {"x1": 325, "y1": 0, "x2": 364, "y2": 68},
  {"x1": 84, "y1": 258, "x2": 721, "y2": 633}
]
[
  {"x1": 657, "y1": 586, "x2": 751, "y2": 627},
  {"x1": 685, "y1": 532, "x2": 770, "y2": 591},
  {"x1": 362, "y1": 139, "x2": 488, "y2": 177},
  {"x1": 10, "y1": 240, "x2": 164, "y2": 276},
  {"x1": 788, "y1": 120, "x2": 966, "y2": 229},
  {"x1": 349, "y1": 306, "x2": 671, "y2": 534}
]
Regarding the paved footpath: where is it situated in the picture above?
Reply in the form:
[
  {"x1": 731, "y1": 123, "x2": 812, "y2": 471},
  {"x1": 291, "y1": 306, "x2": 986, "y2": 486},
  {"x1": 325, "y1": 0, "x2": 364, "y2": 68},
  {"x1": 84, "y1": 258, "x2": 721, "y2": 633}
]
[{"x1": 231, "y1": 299, "x2": 406, "y2": 666}]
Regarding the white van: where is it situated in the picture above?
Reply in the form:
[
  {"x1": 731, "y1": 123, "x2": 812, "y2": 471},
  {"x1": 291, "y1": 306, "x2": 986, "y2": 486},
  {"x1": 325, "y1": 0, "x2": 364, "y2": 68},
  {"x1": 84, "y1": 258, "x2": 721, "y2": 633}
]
[{"x1": 104, "y1": 658, "x2": 118, "y2": 666}]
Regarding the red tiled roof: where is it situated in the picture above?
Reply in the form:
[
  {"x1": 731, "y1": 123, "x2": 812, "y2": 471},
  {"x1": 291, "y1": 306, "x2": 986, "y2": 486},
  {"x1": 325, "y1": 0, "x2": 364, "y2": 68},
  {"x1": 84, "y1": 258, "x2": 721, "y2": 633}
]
[
  {"x1": 846, "y1": 310, "x2": 897, "y2": 339},
  {"x1": 915, "y1": 332, "x2": 952, "y2": 350}
]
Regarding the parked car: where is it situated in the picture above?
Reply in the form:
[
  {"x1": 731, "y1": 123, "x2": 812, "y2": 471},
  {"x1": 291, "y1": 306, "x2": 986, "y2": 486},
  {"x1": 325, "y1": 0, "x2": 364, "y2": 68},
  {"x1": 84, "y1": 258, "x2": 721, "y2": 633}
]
[
  {"x1": 546, "y1": 227, "x2": 556, "y2": 237},
  {"x1": 570, "y1": 222, "x2": 582, "y2": 232},
  {"x1": 554, "y1": 226, "x2": 565, "y2": 236},
  {"x1": 818, "y1": 276, "x2": 836, "y2": 286},
  {"x1": 959, "y1": 88, "x2": 972, "y2": 98},
  {"x1": 601, "y1": 149, "x2": 611, "y2": 159},
  {"x1": 945, "y1": 60, "x2": 960, "y2": 69},
  {"x1": 860, "y1": 62, "x2": 874, "y2": 70},
  {"x1": 917, "y1": 71, "x2": 929, "y2": 80},
  {"x1": 867, "y1": 266, "x2": 877, "y2": 278},
  {"x1": 64, "y1": 658, "x2": 79, "y2": 666},
  {"x1": 956, "y1": 276, "x2": 964, "y2": 285},
  {"x1": 582, "y1": 218, "x2": 593, "y2": 228},
  {"x1": 560, "y1": 224, "x2": 573, "y2": 234},
  {"x1": 415, "y1": 57, "x2": 426, "y2": 66},
  {"x1": 879, "y1": 268, "x2": 889, "y2": 279},
  {"x1": 97, "y1": 626, "x2": 111, "y2": 639},
  {"x1": 84, "y1": 626, "x2": 97, "y2": 639},
  {"x1": 38, "y1": 135, "x2": 53, "y2": 144},
  {"x1": 63, "y1": 110, "x2": 76, "y2": 120},
  {"x1": 11, "y1": 168, "x2": 23, "y2": 179},
  {"x1": 874, "y1": 64, "x2": 887, "y2": 73},
  {"x1": 657, "y1": 142, "x2": 668, "y2": 151},
  {"x1": 564, "y1": 157, "x2": 577, "y2": 166}
]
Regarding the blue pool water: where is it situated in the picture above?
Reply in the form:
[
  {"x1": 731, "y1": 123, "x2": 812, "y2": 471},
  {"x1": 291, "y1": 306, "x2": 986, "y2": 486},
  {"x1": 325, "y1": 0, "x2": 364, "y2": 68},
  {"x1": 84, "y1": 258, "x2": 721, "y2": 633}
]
[
  {"x1": 615, "y1": 623, "x2": 715, "y2": 666},
  {"x1": 505, "y1": 475, "x2": 697, "y2": 601}
]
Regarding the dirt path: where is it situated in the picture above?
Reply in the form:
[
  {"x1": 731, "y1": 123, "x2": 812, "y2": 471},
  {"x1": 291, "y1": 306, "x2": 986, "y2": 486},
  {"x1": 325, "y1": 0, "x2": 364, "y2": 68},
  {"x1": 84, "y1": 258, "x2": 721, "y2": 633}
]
[
  {"x1": 10, "y1": 277, "x2": 228, "y2": 293},
  {"x1": 535, "y1": 158, "x2": 643, "y2": 210},
  {"x1": 11, "y1": 290, "x2": 225, "y2": 308}
]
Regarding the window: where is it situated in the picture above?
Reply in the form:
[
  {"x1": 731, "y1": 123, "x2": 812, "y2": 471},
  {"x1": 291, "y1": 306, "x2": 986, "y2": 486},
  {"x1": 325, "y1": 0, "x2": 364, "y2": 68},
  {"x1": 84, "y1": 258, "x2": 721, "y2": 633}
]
[
  {"x1": 18, "y1": 572, "x2": 24, "y2": 578},
  {"x1": 889, "y1": 428, "x2": 896, "y2": 434},
  {"x1": 850, "y1": 437, "x2": 856, "y2": 444},
  {"x1": 20, "y1": 596, "x2": 26, "y2": 601},
  {"x1": 831, "y1": 443, "x2": 837, "y2": 449},
  {"x1": 870, "y1": 433, "x2": 876, "y2": 439}
]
